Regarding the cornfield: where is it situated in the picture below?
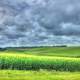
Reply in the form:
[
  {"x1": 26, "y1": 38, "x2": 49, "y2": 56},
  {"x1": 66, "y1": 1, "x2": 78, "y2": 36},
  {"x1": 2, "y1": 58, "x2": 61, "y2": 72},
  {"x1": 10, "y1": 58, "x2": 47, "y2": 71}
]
[{"x1": 0, "y1": 53, "x2": 80, "y2": 71}]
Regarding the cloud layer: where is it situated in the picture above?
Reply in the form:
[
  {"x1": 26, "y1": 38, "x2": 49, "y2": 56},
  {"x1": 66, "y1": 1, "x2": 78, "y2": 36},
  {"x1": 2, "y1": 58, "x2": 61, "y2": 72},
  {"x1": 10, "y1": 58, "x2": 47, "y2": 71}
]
[{"x1": 0, "y1": 0, "x2": 80, "y2": 47}]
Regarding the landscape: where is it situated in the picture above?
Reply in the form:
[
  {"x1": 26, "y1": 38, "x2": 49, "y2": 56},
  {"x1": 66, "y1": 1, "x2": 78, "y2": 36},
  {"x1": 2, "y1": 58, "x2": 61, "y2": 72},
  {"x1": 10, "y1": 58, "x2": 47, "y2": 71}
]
[
  {"x1": 0, "y1": 0, "x2": 80, "y2": 80},
  {"x1": 0, "y1": 46, "x2": 80, "y2": 80}
]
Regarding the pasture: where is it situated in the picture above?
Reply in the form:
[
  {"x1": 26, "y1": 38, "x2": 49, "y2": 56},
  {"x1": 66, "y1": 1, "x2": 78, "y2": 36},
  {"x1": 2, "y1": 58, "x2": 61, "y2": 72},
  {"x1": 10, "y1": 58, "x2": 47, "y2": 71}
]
[
  {"x1": 0, "y1": 70, "x2": 80, "y2": 80},
  {"x1": 0, "y1": 47, "x2": 80, "y2": 80},
  {"x1": 5, "y1": 47, "x2": 80, "y2": 57}
]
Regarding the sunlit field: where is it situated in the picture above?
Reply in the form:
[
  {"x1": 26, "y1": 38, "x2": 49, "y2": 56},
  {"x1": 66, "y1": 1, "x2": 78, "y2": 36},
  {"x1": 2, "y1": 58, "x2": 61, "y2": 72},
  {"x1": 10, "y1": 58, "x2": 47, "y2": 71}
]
[
  {"x1": 0, "y1": 53, "x2": 80, "y2": 71},
  {"x1": 4, "y1": 47, "x2": 80, "y2": 57},
  {"x1": 0, "y1": 47, "x2": 80, "y2": 80},
  {"x1": 0, "y1": 70, "x2": 80, "y2": 80}
]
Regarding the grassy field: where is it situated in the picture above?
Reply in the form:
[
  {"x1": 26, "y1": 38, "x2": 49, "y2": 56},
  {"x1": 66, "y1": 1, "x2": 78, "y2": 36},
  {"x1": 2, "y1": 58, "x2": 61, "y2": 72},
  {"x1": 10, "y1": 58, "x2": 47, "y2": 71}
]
[
  {"x1": 4, "y1": 47, "x2": 80, "y2": 57},
  {"x1": 0, "y1": 47, "x2": 80, "y2": 80},
  {"x1": 0, "y1": 70, "x2": 80, "y2": 80}
]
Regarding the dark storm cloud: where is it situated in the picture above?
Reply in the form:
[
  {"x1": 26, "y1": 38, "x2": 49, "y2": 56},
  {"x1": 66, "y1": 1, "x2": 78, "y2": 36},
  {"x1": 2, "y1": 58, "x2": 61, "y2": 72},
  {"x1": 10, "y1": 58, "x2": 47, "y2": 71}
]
[
  {"x1": 36, "y1": 0, "x2": 80, "y2": 35},
  {"x1": 0, "y1": 0, "x2": 80, "y2": 47}
]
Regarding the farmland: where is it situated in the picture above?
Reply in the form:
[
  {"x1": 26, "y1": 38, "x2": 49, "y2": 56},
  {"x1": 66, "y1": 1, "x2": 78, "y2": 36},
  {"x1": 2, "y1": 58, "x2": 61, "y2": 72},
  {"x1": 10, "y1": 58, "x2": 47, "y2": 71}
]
[
  {"x1": 5, "y1": 47, "x2": 80, "y2": 57},
  {"x1": 0, "y1": 70, "x2": 80, "y2": 80},
  {"x1": 0, "y1": 47, "x2": 80, "y2": 80},
  {"x1": 0, "y1": 53, "x2": 80, "y2": 71}
]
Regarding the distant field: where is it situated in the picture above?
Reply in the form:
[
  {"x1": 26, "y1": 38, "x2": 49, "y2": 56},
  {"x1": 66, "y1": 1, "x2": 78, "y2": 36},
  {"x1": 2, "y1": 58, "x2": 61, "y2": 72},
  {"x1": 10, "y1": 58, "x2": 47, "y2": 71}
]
[
  {"x1": 3, "y1": 47, "x2": 80, "y2": 57},
  {"x1": 0, "y1": 70, "x2": 80, "y2": 80}
]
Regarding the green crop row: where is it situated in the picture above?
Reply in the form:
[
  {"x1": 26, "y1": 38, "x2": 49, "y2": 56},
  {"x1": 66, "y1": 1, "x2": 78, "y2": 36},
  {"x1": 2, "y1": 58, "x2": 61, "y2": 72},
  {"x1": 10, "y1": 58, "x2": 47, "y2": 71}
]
[{"x1": 0, "y1": 54, "x2": 80, "y2": 71}]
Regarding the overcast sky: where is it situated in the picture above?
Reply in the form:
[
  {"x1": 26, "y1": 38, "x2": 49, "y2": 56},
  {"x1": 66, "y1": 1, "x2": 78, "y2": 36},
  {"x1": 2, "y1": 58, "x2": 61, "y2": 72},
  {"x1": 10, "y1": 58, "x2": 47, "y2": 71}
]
[{"x1": 0, "y1": 0, "x2": 80, "y2": 47}]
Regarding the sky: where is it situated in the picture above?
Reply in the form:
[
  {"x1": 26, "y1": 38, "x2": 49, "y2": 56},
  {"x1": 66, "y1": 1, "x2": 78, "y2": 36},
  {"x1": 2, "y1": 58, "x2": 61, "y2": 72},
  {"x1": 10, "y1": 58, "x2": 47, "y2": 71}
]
[{"x1": 0, "y1": 0, "x2": 80, "y2": 47}]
